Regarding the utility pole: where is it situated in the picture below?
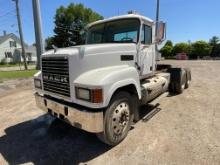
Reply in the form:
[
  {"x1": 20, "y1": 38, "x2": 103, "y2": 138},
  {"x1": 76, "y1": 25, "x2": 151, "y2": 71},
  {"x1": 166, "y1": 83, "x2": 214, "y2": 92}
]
[
  {"x1": 155, "y1": 0, "x2": 160, "y2": 37},
  {"x1": 32, "y1": 0, "x2": 44, "y2": 70},
  {"x1": 155, "y1": 0, "x2": 160, "y2": 62},
  {"x1": 12, "y1": 0, "x2": 28, "y2": 70}
]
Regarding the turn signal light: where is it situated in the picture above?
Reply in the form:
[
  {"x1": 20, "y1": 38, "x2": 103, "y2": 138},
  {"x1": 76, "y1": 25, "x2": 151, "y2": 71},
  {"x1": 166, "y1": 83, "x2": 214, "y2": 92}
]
[{"x1": 91, "y1": 89, "x2": 103, "y2": 103}]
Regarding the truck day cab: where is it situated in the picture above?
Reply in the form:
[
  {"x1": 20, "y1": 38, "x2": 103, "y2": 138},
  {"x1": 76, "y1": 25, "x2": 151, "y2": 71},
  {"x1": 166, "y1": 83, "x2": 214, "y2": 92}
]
[{"x1": 34, "y1": 13, "x2": 191, "y2": 146}]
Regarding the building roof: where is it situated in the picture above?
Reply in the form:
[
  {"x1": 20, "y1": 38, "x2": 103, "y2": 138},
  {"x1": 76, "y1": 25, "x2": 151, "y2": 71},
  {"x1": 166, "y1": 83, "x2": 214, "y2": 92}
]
[
  {"x1": 88, "y1": 14, "x2": 154, "y2": 27},
  {"x1": 0, "y1": 33, "x2": 28, "y2": 47},
  {"x1": 16, "y1": 45, "x2": 36, "y2": 53}
]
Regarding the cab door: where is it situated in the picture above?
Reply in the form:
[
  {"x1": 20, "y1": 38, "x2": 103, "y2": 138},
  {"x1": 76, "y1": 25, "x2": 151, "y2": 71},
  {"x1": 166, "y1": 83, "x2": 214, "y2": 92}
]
[{"x1": 139, "y1": 24, "x2": 155, "y2": 77}]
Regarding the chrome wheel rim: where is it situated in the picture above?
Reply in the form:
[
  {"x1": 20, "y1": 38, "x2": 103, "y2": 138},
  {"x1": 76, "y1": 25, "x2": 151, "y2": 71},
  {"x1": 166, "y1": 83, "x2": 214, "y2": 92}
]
[
  {"x1": 112, "y1": 102, "x2": 130, "y2": 135},
  {"x1": 181, "y1": 83, "x2": 185, "y2": 90},
  {"x1": 187, "y1": 80, "x2": 190, "y2": 85}
]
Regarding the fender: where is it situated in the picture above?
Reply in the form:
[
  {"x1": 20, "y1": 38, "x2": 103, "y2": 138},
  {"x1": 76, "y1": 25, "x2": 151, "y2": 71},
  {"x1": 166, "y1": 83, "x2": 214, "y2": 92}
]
[
  {"x1": 74, "y1": 65, "x2": 141, "y2": 108},
  {"x1": 105, "y1": 78, "x2": 141, "y2": 106}
]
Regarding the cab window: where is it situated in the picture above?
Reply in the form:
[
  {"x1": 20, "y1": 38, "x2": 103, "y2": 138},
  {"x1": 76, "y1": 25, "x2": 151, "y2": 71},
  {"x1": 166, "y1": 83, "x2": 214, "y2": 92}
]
[
  {"x1": 87, "y1": 19, "x2": 140, "y2": 44},
  {"x1": 141, "y1": 24, "x2": 152, "y2": 45},
  {"x1": 114, "y1": 31, "x2": 138, "y2": 42}
]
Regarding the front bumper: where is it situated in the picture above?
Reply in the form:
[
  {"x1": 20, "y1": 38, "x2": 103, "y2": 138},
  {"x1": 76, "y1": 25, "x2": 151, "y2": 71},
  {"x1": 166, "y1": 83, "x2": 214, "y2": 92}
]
[{"x1": 35, "y1": 93, "x2": 104, "y2": 133}]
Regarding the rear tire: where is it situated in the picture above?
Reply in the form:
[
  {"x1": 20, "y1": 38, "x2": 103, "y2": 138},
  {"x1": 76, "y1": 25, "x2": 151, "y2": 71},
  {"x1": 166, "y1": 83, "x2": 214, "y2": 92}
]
[
  {"x1": 184, "y1": 68, "x2": 191, "y2": 89},
  {"x1": 176, "y1": 69, "x2": 186, "y2": 94},
  {"x1": 96, "y1": 92, "x2": 133, "y2": 146},
  {"x1": 168, "y1": 68, "x2": 187, "y2": 94},
  {"x1": 185, "y1": 79, "x2": 190, "y2": 89}
]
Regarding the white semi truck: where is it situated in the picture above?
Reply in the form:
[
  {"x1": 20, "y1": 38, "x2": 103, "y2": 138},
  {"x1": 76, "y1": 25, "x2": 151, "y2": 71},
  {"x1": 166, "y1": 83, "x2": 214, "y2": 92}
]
[{"x1": 34, "y1": 13, "x2": 191, "y2": 145}]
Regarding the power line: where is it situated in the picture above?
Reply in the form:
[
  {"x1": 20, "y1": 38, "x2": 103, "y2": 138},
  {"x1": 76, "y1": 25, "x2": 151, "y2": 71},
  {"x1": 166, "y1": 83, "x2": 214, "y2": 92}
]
[
  {"x1": 0, "y1": 9, "x2": 16, "y2": 18},
  {"x1": 0, "y1": 20, "x2": 18, "y2": 29},
  {"x1": 0, "y1": 14, "x2": 16, "y2": 20},
  {"x1": 0, "y1": 9, "x2": 16, "y2": 34},
  {"x1": 0, "y1": 28, "x2": 18, "y2": 33},
  {"x1": 0, "y1": 18, "x2": 16, "y2": 25},
  {"x1": 1, "y1": 8, "x2": 15, "y2": 15}
]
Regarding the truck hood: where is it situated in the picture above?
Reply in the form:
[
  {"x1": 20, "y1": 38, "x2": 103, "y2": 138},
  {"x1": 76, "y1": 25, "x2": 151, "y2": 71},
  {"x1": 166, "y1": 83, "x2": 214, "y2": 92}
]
[
  {"x1": 42, "y1": 43, "x2": 137, "y2": 81},
  {"x1": 43, "y1": 43, "x2": 137, "y2": 58},
  {"x1": 41, "y1": 43, "x2": 137, "y2": 104}
]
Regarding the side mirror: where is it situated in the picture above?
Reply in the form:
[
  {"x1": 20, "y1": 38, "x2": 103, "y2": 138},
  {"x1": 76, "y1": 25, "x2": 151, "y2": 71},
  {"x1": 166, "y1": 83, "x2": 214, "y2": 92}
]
[{"x1": 156, "y1": 21, "x2": 166, "y2": 43}]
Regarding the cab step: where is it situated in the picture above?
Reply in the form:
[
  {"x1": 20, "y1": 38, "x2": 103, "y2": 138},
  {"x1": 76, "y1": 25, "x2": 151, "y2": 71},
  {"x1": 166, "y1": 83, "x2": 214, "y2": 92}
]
[{"x1": 148, "y1": 92, "x2": 169, "y2": 107}]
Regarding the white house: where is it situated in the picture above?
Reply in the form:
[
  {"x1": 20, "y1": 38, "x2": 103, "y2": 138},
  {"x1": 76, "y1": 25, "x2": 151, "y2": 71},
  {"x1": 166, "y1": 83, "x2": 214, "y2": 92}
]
[{"x1": 0, "y1": 32, "x2": 37, "y2": 63}]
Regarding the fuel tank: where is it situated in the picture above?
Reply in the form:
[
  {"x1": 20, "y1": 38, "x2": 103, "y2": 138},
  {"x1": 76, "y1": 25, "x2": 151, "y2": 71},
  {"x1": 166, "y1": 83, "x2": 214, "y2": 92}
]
[{"x1": 141, "y1": 73, "x2": 170, "y2": 104}]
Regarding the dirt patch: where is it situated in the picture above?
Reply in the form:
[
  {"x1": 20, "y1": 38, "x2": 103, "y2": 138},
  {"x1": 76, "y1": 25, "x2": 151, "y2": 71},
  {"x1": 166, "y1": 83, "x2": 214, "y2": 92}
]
[
  {"x1": 0, "y1": 78, "x2": 33, "y2": 96},
  {"x1": 0, "y1": 60, "x2": 220, "y2": 165}
]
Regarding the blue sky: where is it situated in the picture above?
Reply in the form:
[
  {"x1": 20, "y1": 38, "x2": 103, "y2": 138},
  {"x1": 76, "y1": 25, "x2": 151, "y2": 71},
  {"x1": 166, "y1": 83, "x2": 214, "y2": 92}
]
[{"x1": 0, "y1": 0, "x2": 219, "y2": 45}]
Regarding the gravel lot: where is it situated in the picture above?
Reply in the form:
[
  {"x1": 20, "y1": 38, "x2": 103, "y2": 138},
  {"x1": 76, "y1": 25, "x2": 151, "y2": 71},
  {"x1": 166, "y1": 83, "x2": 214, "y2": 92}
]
[{"x1": 0, "y1": 60, "x2": 219, "y2": 165}]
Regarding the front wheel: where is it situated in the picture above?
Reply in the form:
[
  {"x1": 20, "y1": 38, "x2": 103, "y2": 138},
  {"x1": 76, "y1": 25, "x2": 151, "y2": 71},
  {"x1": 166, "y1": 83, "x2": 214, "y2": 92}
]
[{"x1": 96, "y1": 92, "x2": 133, "y2": 146}]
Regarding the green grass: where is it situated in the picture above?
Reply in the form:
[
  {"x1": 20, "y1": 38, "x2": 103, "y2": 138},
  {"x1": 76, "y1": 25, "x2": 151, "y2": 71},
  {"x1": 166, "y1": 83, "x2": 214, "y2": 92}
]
[
  {"x1": 0, "y1": 69, "x2": 38, "y2": 80},
  {"x1": 0, "y1": 64, "x2": 36, "y2": 68},
  {"x1": 0, "y1": 64, "x2": 20, "y2": 68}
]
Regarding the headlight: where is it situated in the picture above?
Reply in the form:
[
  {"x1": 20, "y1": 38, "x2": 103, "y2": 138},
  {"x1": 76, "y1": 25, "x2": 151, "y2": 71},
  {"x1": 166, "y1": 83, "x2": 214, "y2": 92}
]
[
  {"x1": 75, "y1": 87, "x2": 103, "y2": 103},
  {"x1": 34, "y1": 79, "x2": 42, "y2": 89},
  {"x1": 76, "y1": 88, "x2": 91, "y2": 101}
]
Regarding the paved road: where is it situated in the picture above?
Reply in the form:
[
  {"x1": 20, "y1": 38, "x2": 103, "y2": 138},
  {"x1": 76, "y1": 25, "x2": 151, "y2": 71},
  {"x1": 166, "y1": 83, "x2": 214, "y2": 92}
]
[{"x1": 0, "y1": 60, "x2": 219, "y2": 165}]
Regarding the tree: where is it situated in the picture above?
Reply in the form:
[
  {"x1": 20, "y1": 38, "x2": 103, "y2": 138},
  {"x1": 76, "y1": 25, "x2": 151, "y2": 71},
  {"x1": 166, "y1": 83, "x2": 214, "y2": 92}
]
[
  {"x1": 45, "y1": 37, "x2": 55, "y2": 50},
  {"x1": 46, "y1": 3, "x2": 103, "y2": 49},
  {"x1": 209, "y1": 36, "x2": 219, "y2": 46},
  {"x1": 173, "y1": 42, "x2": 191, "y2": 55},
  {"x1": 209, "y1": 36, "x2": 220, "y2": 57},
  {"x1": 164, "y1": 40, "x2": 173, "y2": 47},
  {"x1": 191, "y1": 40, "x2": 211, "y2": 58},
  {"x1": 216, "y1": 44, "x2": 220, "y2": 57},
  {"x1": 160, "y1": 40, "x2": 173, "y2": 57}
]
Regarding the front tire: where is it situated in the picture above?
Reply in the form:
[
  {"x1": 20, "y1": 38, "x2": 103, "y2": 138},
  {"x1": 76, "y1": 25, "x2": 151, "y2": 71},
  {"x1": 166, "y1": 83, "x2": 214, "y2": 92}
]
[{"x1": 97, "y1": 92, "x2": 133, "y2": 146}]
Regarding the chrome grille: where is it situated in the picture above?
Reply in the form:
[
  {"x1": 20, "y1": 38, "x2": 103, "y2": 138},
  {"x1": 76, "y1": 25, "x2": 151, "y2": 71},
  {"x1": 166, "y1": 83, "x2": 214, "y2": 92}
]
[{"x1": 42, "y1": 56, "x2": 70, "y2": 97}]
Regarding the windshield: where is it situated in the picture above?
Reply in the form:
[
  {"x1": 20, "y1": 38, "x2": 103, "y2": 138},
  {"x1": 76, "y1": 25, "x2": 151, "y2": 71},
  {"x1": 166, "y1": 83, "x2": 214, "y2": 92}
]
[{"x1": 86, "y1": 19, "x2": 140, "y2": 44}]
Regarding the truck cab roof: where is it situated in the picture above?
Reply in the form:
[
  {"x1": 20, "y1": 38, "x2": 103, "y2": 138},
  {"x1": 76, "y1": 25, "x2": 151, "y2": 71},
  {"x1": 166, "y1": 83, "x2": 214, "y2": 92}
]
[{"x1": 88, "y1": 14, "x2": 154, "y2": 28}]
